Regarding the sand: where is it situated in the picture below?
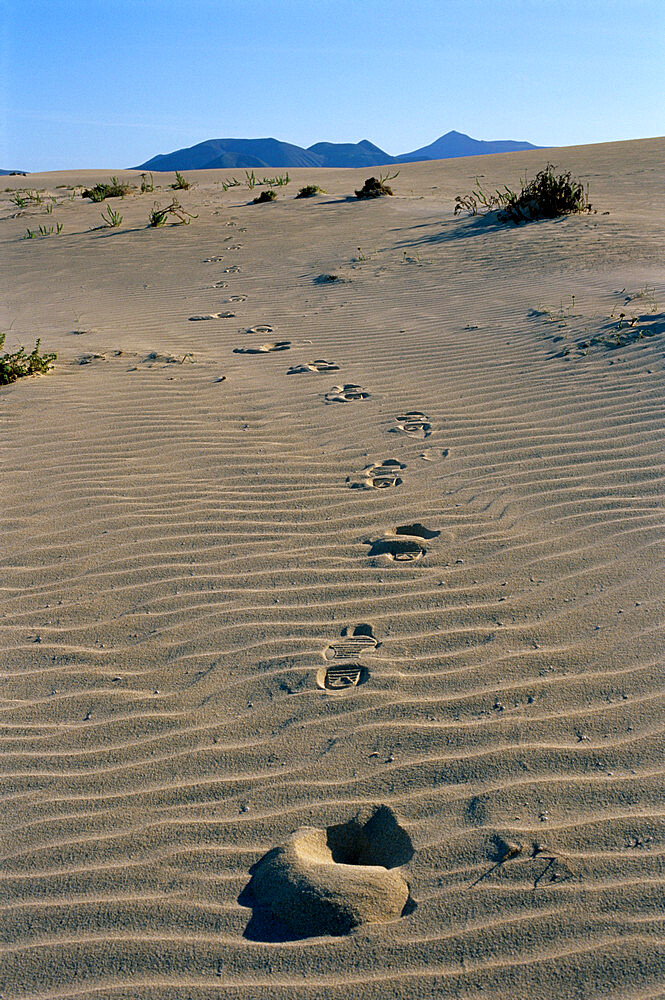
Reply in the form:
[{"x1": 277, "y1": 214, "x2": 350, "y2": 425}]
[{"x1": 1, "y1": 137, "x2": 664, "y2": 999}]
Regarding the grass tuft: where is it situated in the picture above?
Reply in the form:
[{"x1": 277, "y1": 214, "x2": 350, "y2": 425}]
[
  {"x1": 252, "y1": 190, "x2": 276, "y2": 204},
  {"x1": 296, "y1": 184, "x2": 325, "y2": 198},
  {"x1": 171, "y1": 170, "x2": 190, "y2": 190},
  {"x1": 0, "y1": 332, "x2": 56, "y2": 385}
]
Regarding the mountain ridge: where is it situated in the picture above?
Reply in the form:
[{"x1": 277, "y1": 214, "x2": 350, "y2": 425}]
[{"x1": 135, "y1": 130, "x2": 542, "y2": 171}]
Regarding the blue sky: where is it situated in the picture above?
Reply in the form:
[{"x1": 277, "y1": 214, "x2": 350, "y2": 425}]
[{"x1": 3, "y1": 0, "x2": 664, "y2": 171}]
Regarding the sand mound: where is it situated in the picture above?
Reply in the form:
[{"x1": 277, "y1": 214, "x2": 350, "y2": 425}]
[{"x1": 249, "y1": 806, "x2": 413, "y2": 935}]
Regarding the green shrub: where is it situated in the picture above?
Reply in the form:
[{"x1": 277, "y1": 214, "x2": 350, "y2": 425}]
[
  {"x1": 0, "y1": 332, "x2": 56, "y2": 385},
  {"x1": 296, "y1": 184, "x2": 325, "y2": 198},
  {"x1": 355, "y1": 172, "x2": 398, "y2": 199},
  {"x1": 252, "y1": 190, "x2": 276, "y2": 204},
  {"x1": 455, "y1": 164, "x2": 592, "y2": 223},
  {"x1": 82, "y1": 176, "x2": 131, "y2": 202},
  {"x1": 140, "y1": 172, "x2": 154, "y2": 193},
  {"x1": 499, "y1": 164, "x2": 592, "y2": 223}
]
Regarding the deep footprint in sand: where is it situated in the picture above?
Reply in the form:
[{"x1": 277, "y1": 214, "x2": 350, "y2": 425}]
[
  {"x1": 234, "y1": 341, "x2": 291, "y2": 354},
  {"x1": 325, "y1": 383, "x2": 370, "y2": 403},
  {"x1": 316, "y1": 663, "x2": 368, "y2": 690},
  {"x1": 226, "y1": 294, "x2": 247, "y2": 302},
  {"x1": 203, "y1": 255, "x2": 224, "y2": 263},
  {"x1": 366, "y1": 523, "x2": 439, "y2": 561},
  {"x1": 394, "y1": 411, "x2": 431, "y2": 438},
  {"x1": 350, "y1": 459, "x2": 405, "y2": 489},
  {"x1": 324, "y1": 623, "x2": 379, "y2": 661},
  {"x1": 223, "y1": 265, "x2": 242, "y2": 273},
  {"x1": 188, "y1": 311, "x2": 236, "y2": 321},
  {"x1": 287, "y1": 359, "x2": 340, "y2": 374}
]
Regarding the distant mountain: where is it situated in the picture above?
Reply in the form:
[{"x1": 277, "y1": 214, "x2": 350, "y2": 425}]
[
  {"x1": 306, "y1": 140, "x2": 395, "y2": 168},
  {"x1": 395, "y1": 130, "x2": 539, "y2": 162},
  {"x1": 0, "y1": 169, "x2": 28, "y2": 175},
  {"x1": 135, "y1": 131, "x2": 542, "y2": 171}
]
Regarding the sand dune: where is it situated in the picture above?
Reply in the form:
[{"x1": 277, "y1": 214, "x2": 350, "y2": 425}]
[{"x1": 1, "y1": 137, "x2": 664, "y2": 998}]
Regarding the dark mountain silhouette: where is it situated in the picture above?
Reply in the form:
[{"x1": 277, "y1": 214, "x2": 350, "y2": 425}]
[
  {"x1": 135, "y1": 131, "x2": 542, "y2": 171},
  {"x1": 395, "y1": 130, "x2": 539, "y2": 162},
  {"x1": 0, "y1": 169, "x2": 28, "y2": 175}
]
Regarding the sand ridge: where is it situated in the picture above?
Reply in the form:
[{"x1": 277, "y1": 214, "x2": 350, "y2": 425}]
[{"x1": 1, "y1": 137, "x2": 664, "y2": 998}]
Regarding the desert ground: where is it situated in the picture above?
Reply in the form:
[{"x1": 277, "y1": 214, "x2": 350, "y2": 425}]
[{"x1": 1, "y1": 137, "x2": 664, "y2": 999}]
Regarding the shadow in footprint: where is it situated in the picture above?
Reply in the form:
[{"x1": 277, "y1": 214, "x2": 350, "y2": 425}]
[
  {"x1": 350, "y1": 459, "x2": 405, "y2": 489},
  {"x1": 366, "y1": 523, "x2": 440, "y2": 561},
  {"x1": 325, "y1": 383, "x2": 370, "y2": 403},
  {"x1": 234, "y1": 342, "x2": 291, "y2": 354},
  {"x1": 324, "y1": 623, "x2": 379, "y2": 660},
  {"x1": 287, "y1": 360, "x2": 340, "y2": 374},
  {"x1": 188, "y1": 311, "x2": 235, "y2": 321},
  {"x1": 392, "y1": 411, "x2": 431, "y2": 438}
]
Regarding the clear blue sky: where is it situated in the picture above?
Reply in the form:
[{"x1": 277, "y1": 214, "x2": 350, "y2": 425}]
[{"x1": 2, "y1": 0, "x2": 664, "y2": 171}]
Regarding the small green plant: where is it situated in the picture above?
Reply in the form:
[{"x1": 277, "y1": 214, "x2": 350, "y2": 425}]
[
  {"x1": 252, "y1": 189, "x2": 276, "y2": 204},
  {"x1": 245, "y1": 169, "x2": 257, "y2": 190},
  {"x1": 221, "y1": 176, "x2": 241, "y2": 191},
  {"x1": 171, "y1": 170, "x2": 190, "y2": 190},
  {"x1": 24, "y1": 222, "x2": 63, "y2": 238},
  {"x1": 148, "y1": 198, "x2": 197, "y2": 227},
  {"x1": 82, "y1": 176, "x2": 131, "y2": 202},
  {"x1": 140, "y1": 172, "x2": 154, "y2": 193},
  {"x1": 454, "y1": 178, "x2": 514, "y2": 216},
  {"x1": 11, "y1": 192, "x2": 27, "y2": 208},
  {"x1": 0, "y1": 332, "x2": 56, "y2": 385},
  {"x1": 262, "y1": 172, "x2": 290, "y2": 187},
  {"x1": 101, "y1": 204, "x2": 123, "y2": 227},
  {"x1": 44, "y1": 199, "x2": 55, "y2": 214},
  {"x1": 355, "y1": 173, "x2": 397, "y2": 199},
  {"x1": 296, "y1": 184, "x2": 325, "y2": 198}
]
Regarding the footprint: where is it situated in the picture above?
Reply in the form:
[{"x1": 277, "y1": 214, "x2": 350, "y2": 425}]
[
  {"x1": 366, "y1": 523, "x2": 439, "y2": 561},
  {"x1": 421, "y1": 448, "x2": 449, "y2": 462},
  {"x1": 227, "y1": 244, "x2": 243, "y2": 250},
  {"x1": 223, "y1": 265, "x2": 241, "y2": 273},
  {"x1": 203, "y1": 255, "x2": 224, "y2": 263},
  {"x1": 325, "y1": 383, "x2": 370, "y2": 403},
  {"x1": 188, "y1": 311, "x2": 236, "y2": 321},
  {"x1": 234, "y1": 341, "x2": 291, "y2": 354},
  {"x1": 351, "y1": 459, "x2": 405, "y2": 490},
  {"x1": 324, "y1": 624, "x2": 378, "y2": 661},
  {"x1": 287, "y1": 359, "x2": 340, "y2": 374},
  {"x1": 393, "y1": 411, "x2": 431, "y2": 438},
  {"x1": 246, "y1": 324, "x2": 274, "y2": 335},
  {"x1": 316, "y1": 664, "x2": 367, "y2": 690},
  {"x1": 227, "y1": 294, "x2": 247, "y2": 302}
]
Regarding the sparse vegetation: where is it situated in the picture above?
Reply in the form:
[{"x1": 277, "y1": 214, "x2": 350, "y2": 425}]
[
  {"x1": 296, "y1": 184, "x2": 325, "y2": 198},
  {"x1": 101, "y1": 204, "x2": 123, "y2": 227},
  {"x1": 171, "y1": 170, "x2": 190, "y2": 190},
  {"x1": 263, "y1": 173, "x2": 290, "y2": 187},
  {"x1": 245, "y1": 169, "x2": 258, "y2": 190},
  {"x1": 252, "y1": 190, "x2": 276, "y2": 204},
  {"x1": 221, "y1": 176, "x2": 241, "y2": 191},
  {"x1": 455, "y1": 164, "x2": 592, "y2": 223},
  {"x1": 11, "y1": 190, "x2": 43, "y2": 208},
  {"x1": 140, "y1": 172, "x2": 154, "y2": 193},
  {"x1": 355, "y1": 172, "x2": 398, "y2": 199},
  {"x1": 0, "y1": 332, "x2": 56, "y2": 385},
  {"x1": 24, "y1": 222, "x2": 63, "y2": 238},
  {"x1": 148, "y1": 198, "x2": 197, "y2": 226},
  {"x1": 82, "y1": 176, "x2": 131, "y2": 202}
]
